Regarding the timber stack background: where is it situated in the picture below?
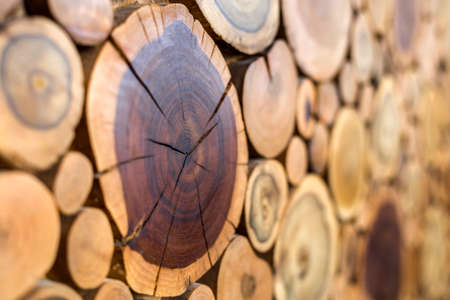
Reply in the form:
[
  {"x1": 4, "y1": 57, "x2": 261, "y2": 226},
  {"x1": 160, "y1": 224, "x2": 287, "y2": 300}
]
[{"x1": 0, "y1": 0, "x2": 449, "y2": 299}]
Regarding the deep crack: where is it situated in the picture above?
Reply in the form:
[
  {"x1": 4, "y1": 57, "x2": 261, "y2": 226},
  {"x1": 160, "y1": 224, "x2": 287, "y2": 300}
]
[
  {"x1": 187, "y1": 123, "x2": 218, "y2": 155},
  {"x1": 206, "y1": 80, "x2": 233, "y2": 125},
  {"x1": 195, "y1": 179, "x2": 213, "y2": 266},
  {"x1": 95, "y1": 154, "x2": 154, "y2": 178},
  {"x1": 147, "y1": 138, "x2": 186, "y2": 155},
  {"x1": 108, "y1": 36, "x2": 167, "y2": 119}
]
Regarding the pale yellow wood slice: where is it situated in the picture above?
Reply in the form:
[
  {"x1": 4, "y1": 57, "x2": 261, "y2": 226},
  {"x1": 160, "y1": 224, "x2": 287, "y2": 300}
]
[
  {"x1": 329, "y1": 108, "x2": 367, "y2": 220},
  {"x1": 245, "y1": 159, "x2": 288, "y2": 252},
  {"x1": 339, "y1": 62, "x2": 357, "y2": 106},
  {"x1": 274, "y1": 175, "x2": 338, "y2": 300},
  {"x1": 0, "y1": 171, "x2": 60, "y2": 300},
  {"x1": 0, "y1": 0, "x2": 21, "y2": 18},
  {"x1": 309, "y1": 122, "x2": 329, "y2": 175},
  {"x1": 243, "y1": 40, "x2": 297, "y2": 158},
  {"x1": 217, "y1": 235, "x2": 273, "y2": 300},
  {"x1": 53, "y1": 151, "x2": 94, "y2": 215},
  {"x1": 369, "y1": 76, "x2": 404, "y2": 181},
  {"x1": 296, "y1": 78, "x2": 317, "y2": 139},
  {"x1": 351, "y1": 12, "x2": 375, "y2": 83},
  {"x1": 194, "y1": 0, "x2": 279, "y2": 54},
  {"x1": 317, "y1": 82, "x2": 339, "y2": 126},
  {"x1": 91, "y1": 279, "x2": 134, "y2": 300},
  {"x1": 20, "y1": 280, "x2": 82, "y2": 300},
  {"x1": 285, "y1": 136, "x2": 308, "y2": 186},
  {"x1": 367, "y1": 0, "x2": 394, "y2": 35},
  {"x1": 358, "y1": 84, "x2": 374, "y2": 123},
  {"x1": 0, "y1": 17, "x2": 84, "y2": 170},
  {"x1": 282, "y1": 0, "x2": 351, "y2": 81}
]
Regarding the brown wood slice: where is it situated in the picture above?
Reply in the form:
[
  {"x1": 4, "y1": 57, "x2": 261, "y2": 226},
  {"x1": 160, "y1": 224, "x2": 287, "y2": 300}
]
[
  {"x1": 25, "y1": 0, "x2": 113, "y2": 46},
  {"x1": 317, "y1": 82, "x2": 339, "y2": 126},
  {"x1": 285, "y1": 136, "x2": 307, "y2": 186},
  {"x1": 361, "y1": 187, "x2": 404, "y2": 300},
  {"x1": 245, "y1": 159, "x2": 288, "y2": 253},
  {"x1": 136, "y1": 283, "x2": 214, "y2": 300},
  {"x1": 351, "y1": 12, "x2": 375, "y2": 83},
  {"x1": 217, "y1": 235, "x2": 273, "y2": 300},
  {"x1": 87, "y1": 4, "x2": 248, "y2": 296},
  {"x1": 339, "y1": 62, "x2": 357, "y2": 106},
  {"x1": 329, "y1": 108, "x2": 366, "y2": 221},
  {"x1": 274, "y1": 175, "x2": 338, "y2": 300},
  {"x1": 190, "y1": 0, "x2": 279, "y2": 54},
  {"x1": 0, "y1": 17, "x2": 84, "y2": 170},
  {"x1": 296, "y1": 78, "x2": 317, "y2": 140},
  {"x1": 243, "y1": 40, "x2": 297, "y2": 158},
  {"x1": 420, "y1": 206, "x2": 450, "y2": 299},
  {"x1": 20, "y1": 280, "x2": 82, "y2": 300},
  {"x1": 369, "y1": 77, "x2": 404, "y2": 181},
  {"x1": 309, "y1": 122, "x2": 329, "y2": 175},
  {"x1": 0, "y1": 171, "x2": 60, "y2": 300},
  {"x1": 67, "y1": 207, "x2": 114, "y2": 289},
  {"x1": 0, "y1": 0, "x2": 21, "y2": 18},
  {"x1": 53, "y1": 151, "x2": 94, "y2": 215},
  {"x1": 282, "y1": 0, "x2": 351, "y2": 81}
]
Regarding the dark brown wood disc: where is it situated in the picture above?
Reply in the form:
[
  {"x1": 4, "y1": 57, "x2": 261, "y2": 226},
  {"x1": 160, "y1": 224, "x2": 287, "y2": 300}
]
[{"x1": 87, "y1": 4, "x2": 247, "y2": 297}]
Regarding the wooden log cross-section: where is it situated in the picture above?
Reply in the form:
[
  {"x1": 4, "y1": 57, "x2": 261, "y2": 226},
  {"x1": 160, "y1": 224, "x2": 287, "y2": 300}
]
[
  {"x1": 0, "y1": 17, "x2": 84, "y2": 170},
  {"x1": 87, "y1": 3, "x2": 248, "y2": 297},
  {"x1": 274, "y1": 175, "x2": 338, "y2": 300}
]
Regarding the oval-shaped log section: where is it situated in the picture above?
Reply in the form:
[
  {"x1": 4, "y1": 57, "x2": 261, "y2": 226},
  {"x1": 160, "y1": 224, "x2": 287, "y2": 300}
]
[
  {"x1": 26, "y1": 0, "x2": 113, "y2": 46},
  {"x1": 0, "y1": 171, "x2": 60, "y2": 300},
  {"x1": 243, "y1": 40, "x2": 297, "y2": 158},
  {"x1": 274, "y1": 175, "x2": 338, "y2": 300},
  {"x1": 296, "y1": 78, "x2": 317, "y2": 140},
  {"x1": 87, "y1": 4, "x2": 248, "y2": 297},
  {"x1": 245, "y1": 159, "x2": 288, "y2": 252},
  {"x1": 90, "y1": 279, "x2": 134, "y2": 300},
  {"x1": 329, "y1": 108, "x2": 366, "y2": 220},
  {"x1": 282, "y1": 0, "x2": 351, "y2": 81},
  {"x1": 217, "y1": 236, "x2": 273, "y2": 300},
  {"x1": 370, "y1": 77, "x2": 403, "y2": 181},
  {"x1": 20, "y1": 280, "x2": 82, "y2": 300},
  {"x1": 317, "y1": 82, "x2": 339, "y2": 126},
  {"x1": 0, "y1": 17, "x2": 84, "y2": 170},
  {"x1": 351, "y1": 12, "x2": 375, "y2": 83},
  {"x1": 193, "y1": 0, "x2": 279, "y2": 54},
  {"x1": 53, "y1": 151, "x2": 94, "y2": 215},
  {"x1": 285, "y1": 136, "x2": 307, "y2": 186},
  {"x1": 392, "y1": 0, "x2": 420, "y2": 65},
  {"x1": 363, "y1": 188, "x2": 403, "y2": 300}
]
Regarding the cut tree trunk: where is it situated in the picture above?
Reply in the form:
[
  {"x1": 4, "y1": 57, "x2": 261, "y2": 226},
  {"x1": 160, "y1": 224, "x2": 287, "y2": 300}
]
[
  {"x1": 369, "y1": 77, "x2": 404, "y2": 181},
  {"x1": 367, "y1": 0, "x2": 393, "y2": 35},
  {"x1": 180, "y1": 0, "x2": 279, "y2": 54},
  {"x1": 136, "y1": 283, "x2": 215, "y2": 300},
  {"x1": 87, "y1": 3, "x2": 247, "y2": 296},
  {"x1": 317, "y1": 82, "x2": 339, "y2": 126},
  {"x1": 358, "y1": 84, "x2": 374, "y2": 123},
  {"x1": 217, "y1": 235, "x2": 273, "y2": 300},
  {"x1": 20, "y1": 280, "x2": 82, "y2": 300},
  {"x1": 0, "y1": 17, "x2": 84, "y2": 170},
  {"x1": 351, "y1": 12, "x2": 375, "y2": 83},
  {"x1": 285, "y1": 136, "x2": 307, "y2": 186},
  {"x1": 282, "y1": 0, "x2": 351, "y2": 81},
  {"x1": 309, "y1": 122, "x2": 329, "y2": 175},
  {"x1": 243, "y1": 40, "x2": 297, "y2": 158},
  {"x1": 0, "y1": 171, "x2": 60, "y2": 300},
  {"x1": 83, "y1": 279, "x2": 134, "y2": 300},
  {"x1": 25, "y1": 0, "x2": 113, "y2": 46},
  {"x1": 53, "y1": 151, "x2": 94, "y2": 215},
  {"x1": 339, "y1": 62, "x2": 357, "y2": 106},
  {"x1": 296, "y1": 78, "x2": 317, "y2": 140},
  {"x1": 361, "y1": 187, "x2": 404, "y2": 300},
  {"x1": 329, "y1": 108, "x2": 366, "y2": 221},
  {"x1": 245, "y1": 159, "x2": 288, "y2": 253},
  {"x1": 274, "y1": 175, "x2": 338, "y2": 300}
]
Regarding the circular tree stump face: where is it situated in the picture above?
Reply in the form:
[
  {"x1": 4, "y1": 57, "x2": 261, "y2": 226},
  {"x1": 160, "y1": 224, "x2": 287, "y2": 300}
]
[{"x1": 87, "y1": 4, "x2": 247, "y2": 296}]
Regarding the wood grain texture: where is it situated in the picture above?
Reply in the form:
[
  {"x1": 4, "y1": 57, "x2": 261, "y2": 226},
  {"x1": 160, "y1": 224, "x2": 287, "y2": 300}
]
[
  {"x1": 87, "y1": 4, "x2": 247, "y2": 296},
  {"x1": 243, "y1": 40, "x2": 297, "y2": 158},
  {"x1": 87, "y1": 279, "x2": 134, "y2": 300},
  {"x1": 0, "y1": 17, "x2": 84, "y2": 170},
  {"x1": 217, "y1": 236, "x2": 273, "y2": 300},
  {"x1": 0, "y1": 171, "x2": 60, "y2": 300},
  {"x1": 329, "y1": 108, "x2": 366, "y2": 220},
  {"x1": 351, "y1": 12, "x2": 375, "y2": 83},
  {"x1": 245, "y1": 159, "x2": 288, "y2": 252},
  {"x1": 53, "y1": 151, "x2": 93, "y2": 215},
  {"x1": 285, "y1": 136, "x2": 307, "y2": 186},
  {"x1": 296, "y1": 78, "x2": 317, "y2": 140},
  {"x1": 282, "y1": 0, "x2": 351, "y2": 81},
  {"x1": 339, "y1": 62, "x2": 357, "y2": 105},
  {"x1": 309, "y1": 122, "x2": 329, "y2": 175},
  {"x1": 358, "y1": 84, "x2": 374, "y2": 123},
  {"x1": 274, "y1": 175, "x2": 338, "y2": 300},
  {"x1": 317, "y1": 82, "x2": 339, "y2": 126},
  {"x1": 193, "y1": 0, "x2": 279, "y2": 54}
]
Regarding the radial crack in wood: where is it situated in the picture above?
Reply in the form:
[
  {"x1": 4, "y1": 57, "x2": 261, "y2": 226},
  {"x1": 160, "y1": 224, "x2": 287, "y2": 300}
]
[{"x1": 87, "y1": 4, "x2": 247, "y2": 296}]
